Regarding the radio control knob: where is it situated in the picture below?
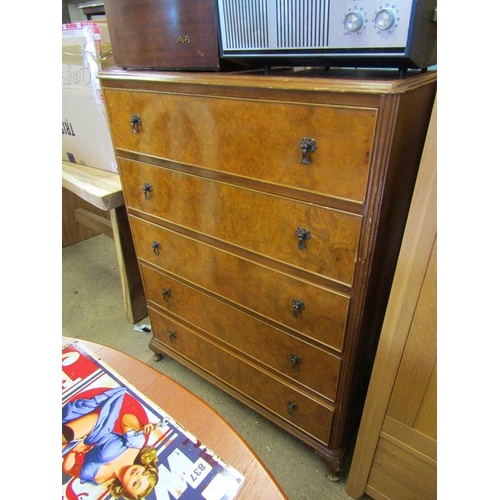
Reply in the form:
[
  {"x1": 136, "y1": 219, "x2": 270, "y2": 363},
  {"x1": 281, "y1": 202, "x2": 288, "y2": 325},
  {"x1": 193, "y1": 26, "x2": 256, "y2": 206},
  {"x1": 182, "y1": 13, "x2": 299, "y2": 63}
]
[
  {"x1": 344, "y1": 12, "x2": 364, "y2": 32},
  {"x1": 375, "y1": 8, "x2": 395, "y2": 30}
]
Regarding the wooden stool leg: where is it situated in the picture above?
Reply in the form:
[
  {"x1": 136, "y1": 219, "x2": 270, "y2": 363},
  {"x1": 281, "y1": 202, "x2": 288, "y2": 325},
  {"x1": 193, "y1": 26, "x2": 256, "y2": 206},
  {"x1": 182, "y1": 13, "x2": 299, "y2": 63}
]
[{"x1": 109, "y1": 206, "x2": 147, "y2": 323}]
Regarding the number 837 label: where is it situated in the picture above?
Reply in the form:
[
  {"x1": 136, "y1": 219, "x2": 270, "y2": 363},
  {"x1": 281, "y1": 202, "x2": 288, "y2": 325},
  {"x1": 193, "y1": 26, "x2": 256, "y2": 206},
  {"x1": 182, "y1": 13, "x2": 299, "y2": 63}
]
[{"x1": 184, "y1": 457, "x2": 212, "y2": 489}]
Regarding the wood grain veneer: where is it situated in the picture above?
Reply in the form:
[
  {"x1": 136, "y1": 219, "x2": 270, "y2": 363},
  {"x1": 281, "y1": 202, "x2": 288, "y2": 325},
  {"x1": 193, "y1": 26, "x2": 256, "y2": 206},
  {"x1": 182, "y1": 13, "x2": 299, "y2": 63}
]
[{"x1": 99, "y1": 67, "x2": 436, "y2": 479}]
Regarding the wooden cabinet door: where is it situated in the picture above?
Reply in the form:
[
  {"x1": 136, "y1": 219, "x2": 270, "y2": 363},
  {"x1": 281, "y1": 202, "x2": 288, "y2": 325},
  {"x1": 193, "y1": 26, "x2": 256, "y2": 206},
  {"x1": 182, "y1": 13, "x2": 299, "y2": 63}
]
[
  {"x1": 346, "y1": 97, "x2": 437, "y2": 499},
  {"x1": 365, "y1": 242, "x2": 437, "y2": 499}
]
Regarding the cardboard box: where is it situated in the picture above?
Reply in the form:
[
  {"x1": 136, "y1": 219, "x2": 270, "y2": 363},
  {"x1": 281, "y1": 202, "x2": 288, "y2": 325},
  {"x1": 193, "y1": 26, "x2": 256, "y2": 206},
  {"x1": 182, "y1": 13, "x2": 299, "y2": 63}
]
[{"x1": 62, "y1": 22, "x2": 117, "y2": 173}]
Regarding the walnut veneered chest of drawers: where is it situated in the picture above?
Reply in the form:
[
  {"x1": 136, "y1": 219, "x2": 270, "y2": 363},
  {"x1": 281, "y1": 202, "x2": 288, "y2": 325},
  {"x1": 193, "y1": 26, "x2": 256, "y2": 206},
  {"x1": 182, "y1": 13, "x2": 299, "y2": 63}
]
[{"x1": 99, "y1": 68, "x2": 437, "y2": 479}]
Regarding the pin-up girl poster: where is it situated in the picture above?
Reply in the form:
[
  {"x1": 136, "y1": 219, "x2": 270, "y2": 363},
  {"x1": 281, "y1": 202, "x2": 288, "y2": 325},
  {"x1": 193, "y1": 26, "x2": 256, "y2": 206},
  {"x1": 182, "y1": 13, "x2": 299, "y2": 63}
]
[
  {"x1": 62, "y1": 385, "x2": 161, "y2": 499},
  {"x1": 62, "y1": 342, "x2": 245, "y2": 500}
]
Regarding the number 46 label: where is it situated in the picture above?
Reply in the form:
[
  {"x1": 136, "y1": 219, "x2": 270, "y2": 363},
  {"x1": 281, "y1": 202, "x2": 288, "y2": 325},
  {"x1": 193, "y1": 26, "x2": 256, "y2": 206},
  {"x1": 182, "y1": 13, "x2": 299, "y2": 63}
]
[{"x1": 184, "y1": 457, "x2": 212, "y2": 488}]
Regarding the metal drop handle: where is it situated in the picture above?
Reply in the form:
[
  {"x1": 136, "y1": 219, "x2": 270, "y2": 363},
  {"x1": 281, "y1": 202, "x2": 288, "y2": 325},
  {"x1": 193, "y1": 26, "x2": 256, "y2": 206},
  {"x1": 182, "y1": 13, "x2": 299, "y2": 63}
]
[
  {"x1": 291, "y1": 353, "x2": 302, "y2": 371},
  {"x1": 167, "y1": 330, "x2": 176, "y2": 342},
  {"x1": 143, "y1": 183, "x2": 153, "y2": 200},
  {"x1": 296, "y1": 227, "x2": 311, "y2": 251},
  {"x1": 131, "y1": 114, "x2": 141, "y2": 134},
  {"x1": 287, "y1": 400, "x2": 298, "y2": 415},
  {"x1": 162, "y1": 288, "x2": 170, "y2": 300},
  {"x1": 299, "y1": 137, "x2": 317, "y2": 165},
  {"x1": 152, "y1": 241, "x2": 161, "y2": 255},
  {"x1": 292, "y1": 298, "x2": 305, "y2": 318}
]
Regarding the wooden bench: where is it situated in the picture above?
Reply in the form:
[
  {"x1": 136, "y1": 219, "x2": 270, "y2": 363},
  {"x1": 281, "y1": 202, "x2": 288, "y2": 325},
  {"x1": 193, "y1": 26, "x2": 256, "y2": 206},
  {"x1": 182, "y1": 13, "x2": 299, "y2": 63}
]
[{"x1": 62, "y1": 161, "x2": 147, "y2": 323}]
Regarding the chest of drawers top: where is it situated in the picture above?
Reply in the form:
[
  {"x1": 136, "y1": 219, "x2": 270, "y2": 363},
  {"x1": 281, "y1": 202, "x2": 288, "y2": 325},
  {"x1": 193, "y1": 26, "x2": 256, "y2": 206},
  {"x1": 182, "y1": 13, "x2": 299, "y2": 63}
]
[{"x1": 99, "y1": 66, "x2": 435, "y2": 94}]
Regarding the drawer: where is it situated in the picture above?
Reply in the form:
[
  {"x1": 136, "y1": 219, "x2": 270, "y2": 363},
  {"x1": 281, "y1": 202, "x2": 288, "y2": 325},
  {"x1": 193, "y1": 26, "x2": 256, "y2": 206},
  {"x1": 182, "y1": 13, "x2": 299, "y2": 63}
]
[
  {"x1": 141, "y1": 264, "x2": 341, "y2": 401},
  {"x1": 130, "y1": 216, "x2": 349, "y2": 351},
  {"x1": 121, "y1": 159, "x2": 362, "y2": 286},
  {"x1": 149, "y1": 307, "x2": 334, "y2": 444},
  {"x1": 104, "y1": 88, "x2": 376, "y2": 203}
]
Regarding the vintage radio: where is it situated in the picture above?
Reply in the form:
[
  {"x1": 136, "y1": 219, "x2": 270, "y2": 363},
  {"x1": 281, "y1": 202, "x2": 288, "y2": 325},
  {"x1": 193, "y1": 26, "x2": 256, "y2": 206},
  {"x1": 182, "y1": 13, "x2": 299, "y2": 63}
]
[
  {"x1": 216, "y1": 0, "x2": 437, "y2": 70},
  {"x1": 103, "y1": 0, "x2": 230, "y2": 70}
]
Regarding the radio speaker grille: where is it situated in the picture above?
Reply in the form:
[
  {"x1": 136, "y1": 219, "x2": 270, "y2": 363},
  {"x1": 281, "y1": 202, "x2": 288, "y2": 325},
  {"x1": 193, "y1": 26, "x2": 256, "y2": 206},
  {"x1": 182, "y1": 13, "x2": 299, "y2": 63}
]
[
  {"x1": 220, "y1": 0, "x2": 331, "y2": 49},
  {"x1": 276, "y1": 0, "x2": 330, "y2": 48},
  {"x1": 220, "y1": 0, "x2": 269, "y2": 49}
]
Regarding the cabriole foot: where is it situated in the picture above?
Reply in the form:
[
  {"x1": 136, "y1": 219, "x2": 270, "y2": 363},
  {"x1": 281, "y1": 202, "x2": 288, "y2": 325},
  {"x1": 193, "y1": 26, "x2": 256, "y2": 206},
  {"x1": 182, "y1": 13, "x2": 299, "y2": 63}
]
[{"x1": 315, "y1": 446, "x2": 347, "y2": 482}]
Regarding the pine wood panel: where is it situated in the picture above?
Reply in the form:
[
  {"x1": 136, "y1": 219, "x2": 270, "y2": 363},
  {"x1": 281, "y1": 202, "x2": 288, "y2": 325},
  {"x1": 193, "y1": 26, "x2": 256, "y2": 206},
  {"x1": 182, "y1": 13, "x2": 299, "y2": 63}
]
[
  {"x1": 366, "y1": 436, "x2": 436, "y2": 500},
  {"x1": 386, "y1": 241, "x2": 437, "y2": 434},
  {"x1": 120, "y1": 159, "x2": 362, "y2": 286},
  {"x1": 140, "y1": 263, "x2": 341, "y2": 401},
  {"x1": 104, "y1": 89, "x2": 376, "y2": 203},
  {"x1": 346, "y1": 96, "x2": 437, "y2": 498},
  {"x1": 62, "y1": 162, "x2": 147, "y2": 322},
  {"x1": 73, "y1": 208, "x2": 113, "y2": 238},
  {"x1": 366, "y1": 241, "x2": 437, "y2": 498},
  {"x1": 413, "y1": 364, "x2": 437, "y2": 439},
  {"x1": 62, "y1": 161, "x2": 123, "y2": 211},
  {"x1": 62, "y1": 187, "x2": 107, "y2": 247},
  {"x1": 381, "y1": 416, "x2": 436, "y2": 462},
  {"x1": 109, "y1": 206, "x2": 148, "y2": 324}
]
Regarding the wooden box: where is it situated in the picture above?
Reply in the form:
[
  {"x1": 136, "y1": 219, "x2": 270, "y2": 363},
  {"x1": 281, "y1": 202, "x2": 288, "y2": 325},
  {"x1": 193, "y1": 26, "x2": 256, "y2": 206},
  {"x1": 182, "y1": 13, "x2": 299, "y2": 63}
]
[{"x1": 104, "y1": 0, "x2": 225, "y2": 70}]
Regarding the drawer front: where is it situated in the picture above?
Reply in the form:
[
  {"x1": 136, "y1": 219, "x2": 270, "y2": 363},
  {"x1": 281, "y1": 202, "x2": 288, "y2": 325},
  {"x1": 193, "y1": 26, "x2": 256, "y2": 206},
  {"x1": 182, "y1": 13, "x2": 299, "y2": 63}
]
[
  {"x1": 121, "y1": 159, "x2": 362, "y2": 286},
  {"x1": 141, "y1": 264, "x2": 340, "y2": 401},
  {"x1": 130, "y1": 216, "x2": 349, "y2": 351},
  {"x1": 149, "y1": 307, "x2": 334, "y2": 444},
  {"x1": 104, "y1": 88, "x2": 376, "y2": 203}
]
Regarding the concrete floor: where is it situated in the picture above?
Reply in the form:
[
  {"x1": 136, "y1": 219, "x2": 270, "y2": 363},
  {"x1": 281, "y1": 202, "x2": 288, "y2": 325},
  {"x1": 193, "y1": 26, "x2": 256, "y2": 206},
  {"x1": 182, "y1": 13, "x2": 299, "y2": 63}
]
[{"x1": 62, "y1": 234, "x2": 365, "y2": 500}]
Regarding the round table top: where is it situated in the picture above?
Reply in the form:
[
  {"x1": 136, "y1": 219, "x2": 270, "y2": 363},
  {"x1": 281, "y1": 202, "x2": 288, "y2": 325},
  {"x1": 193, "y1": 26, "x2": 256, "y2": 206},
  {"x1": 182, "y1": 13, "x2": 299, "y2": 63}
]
[{"x1": 62, "y1": 337, "x2": 287, "y2": 500}]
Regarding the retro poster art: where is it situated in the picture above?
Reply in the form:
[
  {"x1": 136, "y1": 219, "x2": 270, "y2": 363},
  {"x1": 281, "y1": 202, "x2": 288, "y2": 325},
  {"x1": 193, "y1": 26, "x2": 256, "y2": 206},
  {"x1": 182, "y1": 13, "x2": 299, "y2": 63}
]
[{"x1": 62, "y1": 341, "x2": 245, "y2": 500}]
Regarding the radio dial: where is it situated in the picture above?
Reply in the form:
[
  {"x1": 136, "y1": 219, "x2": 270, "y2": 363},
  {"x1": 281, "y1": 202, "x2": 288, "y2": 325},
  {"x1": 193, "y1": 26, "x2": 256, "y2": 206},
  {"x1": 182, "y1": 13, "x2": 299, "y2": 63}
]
[
  {"x1": 344, "y1": 12, "x2": 364, "y2": 32},
  {"x1": 375, "y1": 8, "x2": 395, "y2": 30}
]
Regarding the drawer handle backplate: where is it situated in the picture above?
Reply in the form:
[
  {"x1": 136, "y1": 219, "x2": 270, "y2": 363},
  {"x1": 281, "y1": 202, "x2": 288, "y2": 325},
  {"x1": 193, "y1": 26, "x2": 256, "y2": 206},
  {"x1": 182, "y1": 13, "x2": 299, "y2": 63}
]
[
  {"x1": 131, "y1": 114, "x2": 141, "y2": 134},
  {"x1": 299, "y1": 137, "x2": 317, "y2": 165},
  {"x1": 143, "y1": 183, "x2": 153, "y2": 200},
  {"x1": 292, "y1": 298, "x2": 305, "y2": 318},
  {"x1": 291, "y1": 353, "x2": 303, "y2": 371},
  {"x1": 161, "y1": 288, "x2": 170, "y2": 300},
  {"x1": 152, "y1": 241, "x2": 161, "y2": 255},
  {"x1": 287, "y1": 400, "x2": 298, "y2": 415},
  {"x1": 167, "y1": 330, "x2": 176, "y2": 342},
  {"x1": 296, "y1": 227, "x2": 311, "y2": 251}
]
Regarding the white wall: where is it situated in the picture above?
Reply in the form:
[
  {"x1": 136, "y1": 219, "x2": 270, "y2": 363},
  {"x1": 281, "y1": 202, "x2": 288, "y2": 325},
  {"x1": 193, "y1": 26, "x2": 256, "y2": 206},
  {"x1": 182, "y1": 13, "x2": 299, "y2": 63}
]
[{"x1": 65, "y1": 1, "x2": 106, "y2": 23}]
